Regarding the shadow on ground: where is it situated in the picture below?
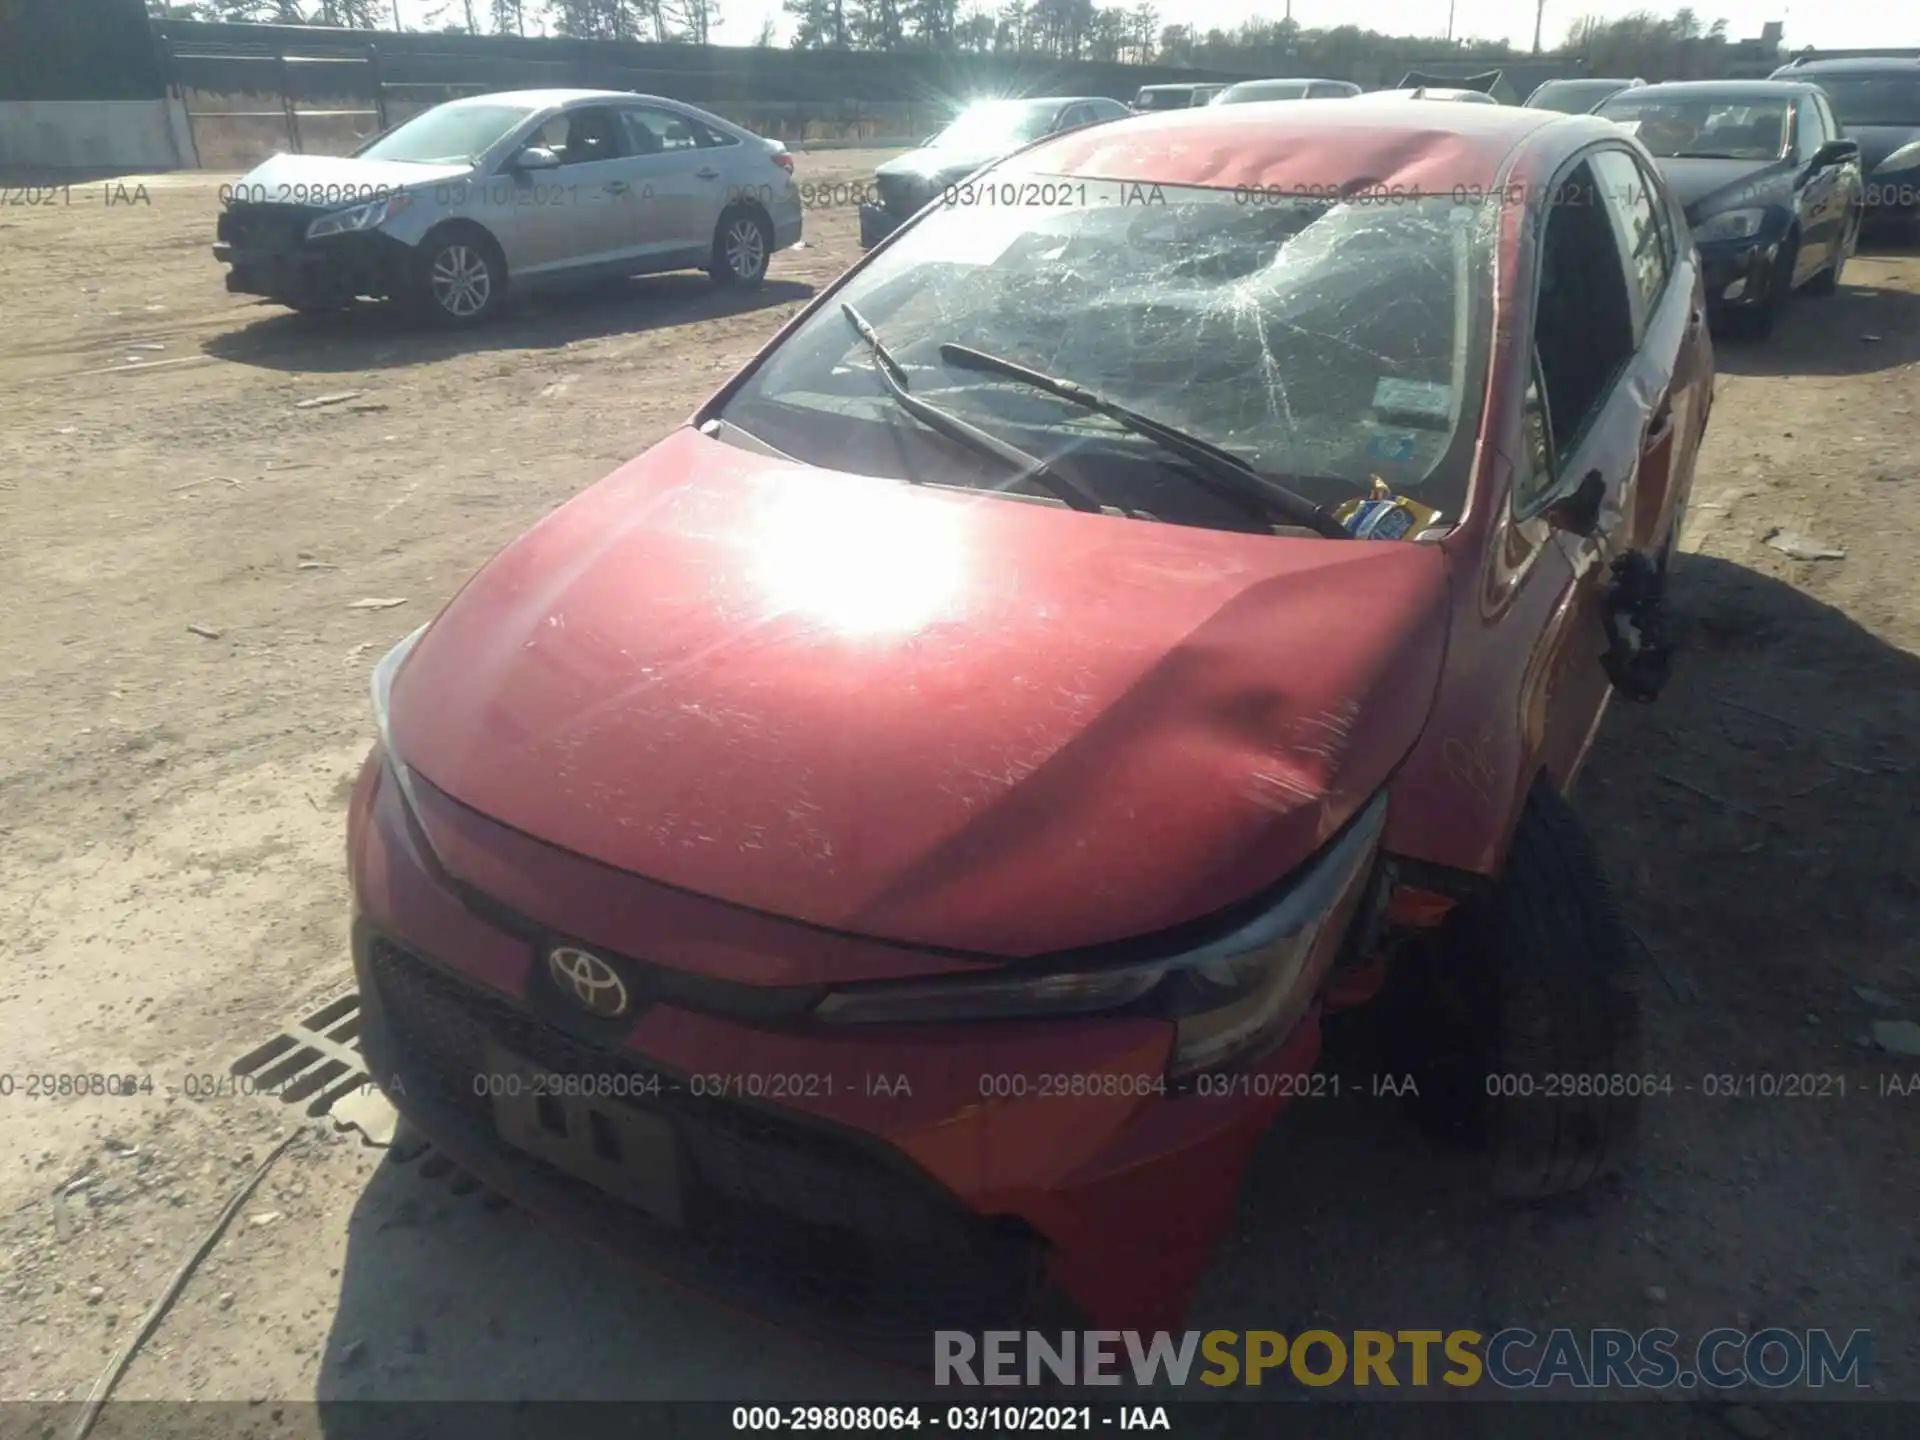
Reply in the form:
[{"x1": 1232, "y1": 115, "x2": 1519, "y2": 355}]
[
  {"x1": 292, "y1": 556, "x2": 1914, "y2": 1430},
  {"x1": 1712, "y1": 260, "x2": 1920, "y2": 378},
  {"x1": 203, "y1": 275, "x2": 814, "y2": 375}
]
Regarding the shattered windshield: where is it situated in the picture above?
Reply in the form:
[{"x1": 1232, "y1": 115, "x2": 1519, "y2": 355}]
[{"x1": 718, "y1": 179, "x2": 1495, "y2": 534}]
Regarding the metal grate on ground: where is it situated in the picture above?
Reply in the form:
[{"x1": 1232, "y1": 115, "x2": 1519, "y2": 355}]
[{"x1": 229, "y1": 989, "x2": 375, "y2": 1119}]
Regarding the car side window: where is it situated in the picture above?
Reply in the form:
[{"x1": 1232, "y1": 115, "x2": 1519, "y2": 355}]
[
  {"x1": 544, "y1": 106, "x2": 626, "y2": 166},
  {"x1": 687, "y1": 115, "x2": 738, "y2": 148},
  {"x1": 621, "y1": 106, "x2": 704, "y2": 157},
  {"x1": 1793, "y1": 98, "x2": 1823, "y2": 161},
  {"x1": 1591, "y1": 148, "x2": 1673, "y2": 340},
  {"x1": 1516, "y1": 157, "x2": 1639, "y2": 513},
  {"x1": 1058, "y1": 105, "x2": 1089, "y2": 130},
  {"x1": 1815, "y1": 92, "x2": 1842, "y2": 137}
]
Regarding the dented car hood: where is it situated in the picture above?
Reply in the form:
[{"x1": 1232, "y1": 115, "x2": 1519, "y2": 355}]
[{"x1": 390, "y1": 427, "x2": 1450, "y2": 957}]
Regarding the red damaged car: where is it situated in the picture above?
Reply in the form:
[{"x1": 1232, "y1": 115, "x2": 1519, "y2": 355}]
[{"x1": 348, "y1": 100, "x2": 1713, "y2": 1345}]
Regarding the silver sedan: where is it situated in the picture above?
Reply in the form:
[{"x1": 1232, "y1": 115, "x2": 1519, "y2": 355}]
[{"x1": 213, "y1": 88, "x2": 804, "y2": 326}]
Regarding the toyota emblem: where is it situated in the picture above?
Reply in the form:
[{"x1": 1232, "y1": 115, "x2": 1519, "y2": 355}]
[{"x1": 546, "y1": 945, "x2": 630, "y2": 1018}]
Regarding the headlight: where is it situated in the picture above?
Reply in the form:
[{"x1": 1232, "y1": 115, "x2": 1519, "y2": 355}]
[
  {"x1": 371, "y1": 623, "x2": 427, "y2": 755},
  {"x1": 814, "y1": 790, "x2": 1387, "y2": 1076},
  {"x1": 307, "y1": 191, "x2": 413, "y2": 240},
  {"x1": 1690, "y1": 207, "x2": 1767, "y2": 244},
  {"x1": 1876, "y1": 140, "x2": 1920, "y2": 174},
  {"x1": 371, "y1": 624, "x2": 431, "y2": 820}
]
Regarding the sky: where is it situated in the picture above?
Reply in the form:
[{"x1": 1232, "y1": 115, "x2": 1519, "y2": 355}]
[{"x1": 390, "y1": 0, "x2": 1918, "y2": 53}]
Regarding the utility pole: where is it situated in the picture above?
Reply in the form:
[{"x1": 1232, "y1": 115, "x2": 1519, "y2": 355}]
[
  {"x1": 391, "y1": 0, "x2": 402, "y2": 29},
  {"x1": 1445, "y1": 0, "x2": 1455, "y2": 44},
  {"x1": 1532, "y1": 0, "x2": 1546, "y2": 54}
]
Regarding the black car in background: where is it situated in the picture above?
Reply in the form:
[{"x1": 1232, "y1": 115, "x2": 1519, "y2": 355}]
[
  {"x1": 1773, "y1": 55, "x2": 1920, "y2": 236},
  {"x1": 1526, "y1": 77, "x2": 1646, "y2": 113},
  {"x1": 1596, "y1": 80, "x2": 1864, "y2": 339},
  {"x1": 857, "y1": 96, "x2": 1129, "y2": 249}
]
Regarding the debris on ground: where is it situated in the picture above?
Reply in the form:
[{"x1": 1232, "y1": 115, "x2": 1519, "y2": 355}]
[
  {"x1": 329, "y1": 1087, "x2": 399, "y2": 1148},
  {"x1": 1763, "y1": 528, "x2": 1846, "y2": 561},
  {"x1": 294, "y1": 391, "x2": 365, "y2": 409},
  {"x1": 185, "y1": 624, "x2": 222, "y2": 640},
  {"x1": 346, "y1": 597, "x2": 407, "y2": 610}
]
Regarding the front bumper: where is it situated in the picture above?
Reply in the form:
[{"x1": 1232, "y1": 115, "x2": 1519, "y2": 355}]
[
  {"x1": 214, "y1": 204, "x2": 410, "y2": 306},
  {"x1": 1697, "y1": 236, "x2": 1781, "y2": 312},
  {"x1": 347, "y1": 749, "x2": 1324, "y2": 1350},
  {"x1": 858, "y1": 200, "x2": 904, "y2": 249}
]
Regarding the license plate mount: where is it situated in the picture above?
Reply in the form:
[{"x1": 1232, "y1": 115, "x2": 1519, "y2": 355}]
[{"x1": 484, "y1": 1038, "x2": 684, "y2": 1227}]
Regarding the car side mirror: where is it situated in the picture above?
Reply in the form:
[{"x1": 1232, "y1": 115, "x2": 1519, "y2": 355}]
[
  {"x1": 1545, "y1": 470, "x2": 1607, "y2": 538},
  {"x1": 1812, "y1": 138, "x2": 1858, "y2": 168},
  {"x1": 512, "y1": 145, "x2": 561, "y2": 171}
]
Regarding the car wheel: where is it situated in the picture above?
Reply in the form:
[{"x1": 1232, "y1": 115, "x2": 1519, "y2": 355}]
[
  {"x1": 407, "y1": 226, "x2": 506, "y2": 328},
  {"x1": 709, "y1": 206, "x2": 772, "y2": 289},
  {"x1": 1388, "y1": 782, "x2": 1643, "y2": 1200},
  {"x1": 1726, "y1": 233, "x2": 1795, "y2": 340}
]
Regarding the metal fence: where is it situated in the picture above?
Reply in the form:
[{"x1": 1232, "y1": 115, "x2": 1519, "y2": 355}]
[{"x1": 152, "y1": 22, "x2": 1253, "y2": 170}]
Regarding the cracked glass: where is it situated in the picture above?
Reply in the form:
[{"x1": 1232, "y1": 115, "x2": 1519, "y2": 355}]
[{"x1": 720, "y1": 178, "x2": 1499, "y2": 535}]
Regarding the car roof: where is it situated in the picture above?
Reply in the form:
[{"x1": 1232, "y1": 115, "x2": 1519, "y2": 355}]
[
  {"x1": 440, "y1": 88, "x2": 652, "y2": 108},
  {"x1": 1537, "y1": 77, "x2": 1638, "y2": 87},
  {"x1": 1372, "y1": 87, "x2": 1499, "y2": 101},
  {"x1": 1017, "y1": 101, "x2": 1611, "y2": 192},
  {"x1": 965, "y1": 95, "x2": 1106, "y2": 107},
  {"x1": 1615, "y1": 79, "x2": 1822, "y2": 100},
  {"x1": 1774, "y1": 56, "x2": 1920, "y2": 75}
]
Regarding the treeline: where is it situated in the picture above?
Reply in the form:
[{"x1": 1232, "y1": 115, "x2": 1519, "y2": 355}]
[{"x1": 145, "y1": 1, "x2": 1770, "y2": 75}]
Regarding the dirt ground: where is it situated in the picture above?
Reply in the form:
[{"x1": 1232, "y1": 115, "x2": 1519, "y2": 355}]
[{"x1": 1, "y1": 151, "x2": 1916, "y2": 1433}]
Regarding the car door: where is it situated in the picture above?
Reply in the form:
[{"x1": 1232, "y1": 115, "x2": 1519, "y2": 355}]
[
  {"x1": 1812, "y1": 90, "x2": 1862, "y2": 254},
  {"x1": 1791, "y1": 96, "x2": 1841, "y2": 279},
  {"x1": 1511, "y1": 149, "x2": 1686, "y2": 783},
  {"x1": 1589, "y1": 146, "x2": 1700, "y2": 552},
  {"x1": 475, "y1": 108, "x2": 611, "y2": 275},
  {"x1": 613, "y1": 104, "x2": 720, "y2": 263}
]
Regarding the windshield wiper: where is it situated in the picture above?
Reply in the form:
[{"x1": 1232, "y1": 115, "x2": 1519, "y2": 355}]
[
  {"x1": 936, "y1": 343, "x2": 1352, "y2": 540},
  {"x1": 838, "y1": 306, "x2": 1103, "y2": 514}
]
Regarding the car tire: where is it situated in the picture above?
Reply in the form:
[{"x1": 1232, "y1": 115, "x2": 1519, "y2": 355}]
[
  {"x1": 406, "y1": 225, "x2": 506, "y2": 328},
  {"x1": 709, "y1": 206, "x2": 772, "y2": 289},
  {"x1": 1726, "y1": 233, "x2": 1794, "y2": 340},
  {"x1": 1391, "y1": 782, "x2": 1644, "y2": 1200}
]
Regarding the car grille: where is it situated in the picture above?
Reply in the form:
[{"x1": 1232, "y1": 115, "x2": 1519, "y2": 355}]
[
  {"x1": 875, "y1": 173, "x2": 925, "y2": 218},
  {"x1": 216, "y1": 203, "x2": 328, "y2": 251},
  {"x1": 361, "y1": 937, "x2": 1047, "y2": 1336}
]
